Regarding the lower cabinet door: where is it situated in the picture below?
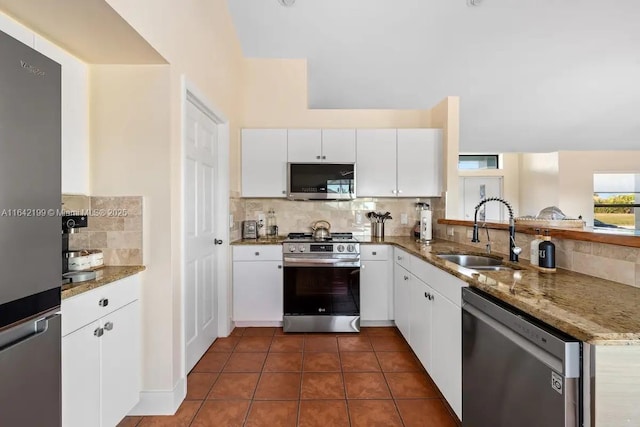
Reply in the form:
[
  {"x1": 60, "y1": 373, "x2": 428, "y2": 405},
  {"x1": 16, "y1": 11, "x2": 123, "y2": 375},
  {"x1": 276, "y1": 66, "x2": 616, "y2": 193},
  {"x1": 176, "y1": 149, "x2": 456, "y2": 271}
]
[
  {"x1": 233, "y1": 261, "x2": 283, "y2": 322},
  {"x1": 431, "y1": 291, "x2": 462, "y2": 419},
  {"x1": 361, "y1": 260, "x2": 392, "y2": 321},
  {"x1": 393, "y1": 265, "x2": 411, "y2": 340},
  {"x1": 100, "y1": 301, "x2": 141, "y2": 427},
  {"x1": 409, "y1": 277, "x2": 432, "y2": 372},
  {"x1": 62, "y1": 322, "x2": 101, "y2": 427}
]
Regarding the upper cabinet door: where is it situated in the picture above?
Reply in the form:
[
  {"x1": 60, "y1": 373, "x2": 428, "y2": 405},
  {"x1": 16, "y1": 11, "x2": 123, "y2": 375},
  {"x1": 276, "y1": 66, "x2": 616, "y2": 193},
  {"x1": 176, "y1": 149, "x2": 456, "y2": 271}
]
[
  {"x1": 397, "y1": 129, "x2": 443, "y2": 197},
  {"x1": 34, "y1": 36, "x2": 90, "y2": 195},
  {"x1": 321, "y1": 129, "x2": 356, "y2": 163},
  {"x1": 287, "y1": 129, "x2": 322, "y2": 163},
  {"x1": 356, "y1": 129, "x2": 397, "y2": 197},
  {"x1": 241, "y1": 129, "x2": 288, "y2": 197}
]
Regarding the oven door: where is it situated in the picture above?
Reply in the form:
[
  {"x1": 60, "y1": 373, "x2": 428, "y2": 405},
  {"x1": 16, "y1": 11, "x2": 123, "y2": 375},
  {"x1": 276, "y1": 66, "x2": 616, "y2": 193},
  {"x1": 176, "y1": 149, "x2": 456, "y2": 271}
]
[{"x1": 283, "y1": 264, "x2": 360, "y2": 332}]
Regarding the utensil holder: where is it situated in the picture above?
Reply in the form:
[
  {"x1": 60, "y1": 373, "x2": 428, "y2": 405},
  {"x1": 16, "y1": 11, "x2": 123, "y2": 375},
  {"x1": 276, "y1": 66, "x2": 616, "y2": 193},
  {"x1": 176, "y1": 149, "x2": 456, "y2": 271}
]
[{"x1": 372, "y1": 222, "x2": 385, "y2": 238}]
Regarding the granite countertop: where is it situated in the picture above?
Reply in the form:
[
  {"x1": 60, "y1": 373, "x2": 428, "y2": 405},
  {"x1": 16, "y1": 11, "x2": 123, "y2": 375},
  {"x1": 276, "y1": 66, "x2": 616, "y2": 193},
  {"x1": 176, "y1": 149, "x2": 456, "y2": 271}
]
[
  {"x1": 61, "y1": 265, "x2": 146, "y2": 299},
  {"x1": 232, "y1": 236, "x2": 288, "y2": 245},
  {"x1": 232, "y1": 235, "x2": 640, "y2": 345}
]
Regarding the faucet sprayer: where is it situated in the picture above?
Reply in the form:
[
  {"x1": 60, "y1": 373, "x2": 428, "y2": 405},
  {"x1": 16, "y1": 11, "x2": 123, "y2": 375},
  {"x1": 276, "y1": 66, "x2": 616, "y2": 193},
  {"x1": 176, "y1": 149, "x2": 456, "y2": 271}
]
[{"x1": 471, "y1": 197, "x2": 520, "y2": 262}]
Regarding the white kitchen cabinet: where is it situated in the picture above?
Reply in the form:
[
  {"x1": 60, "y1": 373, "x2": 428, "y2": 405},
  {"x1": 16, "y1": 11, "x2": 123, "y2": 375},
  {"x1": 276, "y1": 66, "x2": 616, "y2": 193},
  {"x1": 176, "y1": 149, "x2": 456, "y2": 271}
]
[
  {"x1": 356, "y1": 129, "x2": 397, "y2": 197},
  {"x1": 356, "y1": 128, "x2": 443, "y2": 197},
  {"x1": 62, "y1": 275, "x2": 141, "y2": 427},
  {"x1": 360, "y1": 245, "x2": 393, "y2": 323},
  {"x1": 233, "y1": 245, "x2": 283, "y2": 324},
  {"x1": 393, "y1": 251, "x2": 465, "y2": 419},
  {"x1": 241, "y1": 129, "x2": 288, "y2": 197},
  {"x1": 34, "y1": 35, "x2": 90, "y2": 195},
  {"x1": 393, "y1": 248, "x2": 412, "y2": 341},
  {"x1": 397, "y1": 129, "x2": 443, "y2": 197},
  {"x1": 287, "y1": 129, "x2": 356, "y2": 163},
  {"x1": 321, "y1": 129, "x2": 356, "y2": 163},
  {"x1": 287, "y1": 129, "x2": 322, "y2": 162},
  {"x1": 409, "y1": 275, "x2": 433, "y2": 372}
]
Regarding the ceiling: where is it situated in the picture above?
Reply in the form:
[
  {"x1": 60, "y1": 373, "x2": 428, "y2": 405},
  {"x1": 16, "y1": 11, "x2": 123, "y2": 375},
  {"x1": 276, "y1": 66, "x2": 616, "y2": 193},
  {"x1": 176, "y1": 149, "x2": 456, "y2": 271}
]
[{"x1": 228, "y1": 0, "x2": 640, "y2": 152}]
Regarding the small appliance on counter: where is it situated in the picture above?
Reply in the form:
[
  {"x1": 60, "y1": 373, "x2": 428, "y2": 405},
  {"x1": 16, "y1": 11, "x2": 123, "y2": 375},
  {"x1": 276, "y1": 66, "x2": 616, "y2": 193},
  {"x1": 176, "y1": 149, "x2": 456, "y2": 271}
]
[
  {"x1": 242, "y1": 220, "x2": 259, "y2": 239},
  {"x1": 415, "y1": 202, "x2": 433, "y2": 243},
  {"x1": 66, "y1": 249, "x2": 104, "y2": 271},
  {"x1": 62, "y1": 215, "x2": 97, "y2": 282}
]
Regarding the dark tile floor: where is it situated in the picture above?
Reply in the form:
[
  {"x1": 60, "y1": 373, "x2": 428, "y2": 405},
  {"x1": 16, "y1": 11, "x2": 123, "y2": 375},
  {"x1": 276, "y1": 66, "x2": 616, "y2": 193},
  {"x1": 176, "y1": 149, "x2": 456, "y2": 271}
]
[{"x1": 118, "y1": 327, "x2": 459, "y2": 427}]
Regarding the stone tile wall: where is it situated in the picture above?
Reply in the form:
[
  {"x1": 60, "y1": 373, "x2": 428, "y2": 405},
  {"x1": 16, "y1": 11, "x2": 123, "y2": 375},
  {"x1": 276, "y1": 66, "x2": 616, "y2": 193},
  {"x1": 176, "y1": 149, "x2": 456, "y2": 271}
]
[
  {"x1": 237, "y1": 197, "x2": 437, "y2": 238},
  {"x1": 62, "y1": 195, "x2": 143, "y2": 266}
]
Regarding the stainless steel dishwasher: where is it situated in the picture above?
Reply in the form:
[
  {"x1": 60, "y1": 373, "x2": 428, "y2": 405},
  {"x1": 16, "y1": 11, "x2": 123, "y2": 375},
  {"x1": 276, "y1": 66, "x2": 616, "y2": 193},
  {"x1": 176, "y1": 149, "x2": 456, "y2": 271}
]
[{"x1": 462, "y1": 288, "x2": 581, "y2": 427}]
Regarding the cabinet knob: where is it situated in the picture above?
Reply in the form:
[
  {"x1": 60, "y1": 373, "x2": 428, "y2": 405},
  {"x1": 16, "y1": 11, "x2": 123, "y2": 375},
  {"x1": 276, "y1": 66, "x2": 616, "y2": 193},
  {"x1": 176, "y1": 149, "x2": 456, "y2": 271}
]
[
  {"x1": 255, "y1": 252, "x2": 260, "y2": 256},
  {"x1": 214, "y1": 239, "x2": 224, "y2": 245},
  {"x1": 316, "y1": 155, "x2": 321, "y2": 159},
  {"x1": 397, "y1": 256, "x2": 402, "y2": 261},
  {"x1": 98, "y1": 298, "x2": 109, "y2": 307},
  {"x1": 391, "y1": 190, "x2": 397, "y2": 194},
  {"x1": 104, "y1": 322, "x2": 114, "y2": 331},
  {"x1": 372, "y1": 251, "x2": 377, "y2": 255},
  {"x1": 94, "y1": 327, "x2": 104, "y2": 337},
  {"x1": 277, "y1": 265, "x2": 282, "y2": 269},
  {"x1": 282, "y1": 190, "x2": 286, "y2": 194},
  {"x1": 404, "y1": 275, "x2": 409, "y2": 281},
  {"x1": 321, "y1": 155, "x2": 326, "y2": 160},
  {"x1": 398, "y1": 189, "x2": 403, "y2": 194}
]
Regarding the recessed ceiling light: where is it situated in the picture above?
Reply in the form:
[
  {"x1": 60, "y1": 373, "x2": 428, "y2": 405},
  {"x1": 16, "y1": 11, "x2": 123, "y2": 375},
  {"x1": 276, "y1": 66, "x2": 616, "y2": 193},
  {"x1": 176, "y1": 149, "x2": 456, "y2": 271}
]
[{"x1": 278, "y1": 0, "x2": 296, "y2": 6}]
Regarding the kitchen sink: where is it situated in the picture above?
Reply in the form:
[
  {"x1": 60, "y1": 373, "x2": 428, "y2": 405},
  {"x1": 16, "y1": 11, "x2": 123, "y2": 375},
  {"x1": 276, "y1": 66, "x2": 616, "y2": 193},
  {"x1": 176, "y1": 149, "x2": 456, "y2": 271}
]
[{"x1": 436, "y1": 254, "x2": 521, "y2": 271}]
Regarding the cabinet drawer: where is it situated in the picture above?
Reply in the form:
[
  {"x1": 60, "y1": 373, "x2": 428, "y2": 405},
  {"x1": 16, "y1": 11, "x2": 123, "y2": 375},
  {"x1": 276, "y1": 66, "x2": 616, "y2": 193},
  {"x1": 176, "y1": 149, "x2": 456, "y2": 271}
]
[
  {"x1": 411, "y1": 258, "x2": 465, "y2": 306},
  {"x1": 62, "y1": 275, "x2": 140, "y2": 337},
  {"x1": 361, "y1": 245, "x2": 389, "y2": 261},
  {"x1": 233, "y1": 245, "x2": 282, "y2": 261}
]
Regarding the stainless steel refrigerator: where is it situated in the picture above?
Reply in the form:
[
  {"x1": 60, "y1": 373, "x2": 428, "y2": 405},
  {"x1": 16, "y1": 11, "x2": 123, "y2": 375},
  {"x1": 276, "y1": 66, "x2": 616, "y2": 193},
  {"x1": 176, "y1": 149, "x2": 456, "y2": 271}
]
[{"x1": 0, "y1": 29, "x2": 62, "y2": 426}]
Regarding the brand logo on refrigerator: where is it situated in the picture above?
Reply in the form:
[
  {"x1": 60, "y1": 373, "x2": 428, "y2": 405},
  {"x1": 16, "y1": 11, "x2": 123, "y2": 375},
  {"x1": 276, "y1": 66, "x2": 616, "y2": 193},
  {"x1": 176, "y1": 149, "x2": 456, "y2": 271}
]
[{"x1": 20, "y1": 60, "x2": 46, "y2": 77}]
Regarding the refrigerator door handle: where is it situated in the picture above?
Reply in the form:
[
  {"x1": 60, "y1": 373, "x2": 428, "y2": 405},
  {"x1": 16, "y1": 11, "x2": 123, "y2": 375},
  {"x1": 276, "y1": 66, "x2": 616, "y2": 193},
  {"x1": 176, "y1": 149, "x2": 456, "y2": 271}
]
[{"x1": 0, "y1": 311, "x2": 61, "y2": 351}]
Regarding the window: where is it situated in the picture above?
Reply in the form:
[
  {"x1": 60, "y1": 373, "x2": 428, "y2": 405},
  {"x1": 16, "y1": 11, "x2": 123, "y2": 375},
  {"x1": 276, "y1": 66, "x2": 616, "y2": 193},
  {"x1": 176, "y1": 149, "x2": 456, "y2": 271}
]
[
  {"x1": 593, "y1": 173, "x2": 640, "y2": 230},
  {"x1": 458, "y1": 154, "x2": 499, "y2": 170}
]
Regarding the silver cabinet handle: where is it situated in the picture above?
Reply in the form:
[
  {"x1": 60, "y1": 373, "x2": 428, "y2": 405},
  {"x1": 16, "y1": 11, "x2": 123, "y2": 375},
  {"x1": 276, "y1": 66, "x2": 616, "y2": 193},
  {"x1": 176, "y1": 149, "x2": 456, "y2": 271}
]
[
  {"x1": 397, "y1": 256, "x2": 402, "y2": 261},
  {"x1": 316, "y1": 155, "x2": 321, "y2": 159},
  {"x1": 98, "y1": 298, "x2": 109, "y2": 307},
  {"x1": 104, "y1": 322, "x2": 114, "y2": 331},
  {"x1": 214, "y1": 239, "x2": 223, "y2": 245},
  {"x1": 424, "y1": 292, "x2": 429, "y2": 299},
  {"x1": 322, "y1": 155, "x2": 326, "y2": 159},
  {"x1": 282, "y1": 190, "x2": 286, "y2": 194},
  {"x1": 398, "y1": 189, "x2": 403, "y2": 194},
  {"x1": 277, "y1": 265, "x2": 282, "y2": 269},
  {"x1": 94, "y1": 327, "x2": 104, "y2": 337},
  {"x1": 255, "y1": 252, "x2": 260, "y2": 256},
  {"x1": 403, "y1": 275, "x2": 409, "y2": 281},
  {"x1": 372, "y1": 251, "x2": 377, "y2": 256}
]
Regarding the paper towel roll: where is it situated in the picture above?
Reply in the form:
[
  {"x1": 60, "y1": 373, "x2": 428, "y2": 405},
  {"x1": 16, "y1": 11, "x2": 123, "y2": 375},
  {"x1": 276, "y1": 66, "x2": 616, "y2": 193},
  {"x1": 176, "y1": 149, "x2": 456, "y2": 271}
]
[{"x1": 420, "y1": 209, "x2": 433, "y2": 241}]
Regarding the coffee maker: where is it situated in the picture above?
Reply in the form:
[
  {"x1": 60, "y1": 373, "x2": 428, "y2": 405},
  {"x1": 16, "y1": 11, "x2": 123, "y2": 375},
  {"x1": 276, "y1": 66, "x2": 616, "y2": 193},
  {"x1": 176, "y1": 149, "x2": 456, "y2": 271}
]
[{"x1": 415, "y1": 202, "x2": 433, "y2": 243}]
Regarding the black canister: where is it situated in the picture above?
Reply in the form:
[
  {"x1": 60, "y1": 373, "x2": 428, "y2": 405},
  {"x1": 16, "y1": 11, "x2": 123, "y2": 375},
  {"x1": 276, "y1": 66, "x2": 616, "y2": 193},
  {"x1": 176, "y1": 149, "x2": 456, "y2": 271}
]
[{"x1": 538, "y1": 230, "x2": 556, "y2": 269}]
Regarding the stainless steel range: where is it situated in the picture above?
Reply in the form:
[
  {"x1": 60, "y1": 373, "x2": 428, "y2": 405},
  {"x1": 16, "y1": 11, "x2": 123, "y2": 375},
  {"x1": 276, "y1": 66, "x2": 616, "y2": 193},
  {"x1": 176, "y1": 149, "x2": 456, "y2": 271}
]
[{"x1": 283, "y1": 233, "x2": 360, "y2": 333}]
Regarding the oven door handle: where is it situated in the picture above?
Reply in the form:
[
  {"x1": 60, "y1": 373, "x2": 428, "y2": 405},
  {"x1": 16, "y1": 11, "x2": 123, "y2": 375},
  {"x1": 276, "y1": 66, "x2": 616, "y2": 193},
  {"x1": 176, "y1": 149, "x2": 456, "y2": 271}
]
[{"x1": 283, "y1": 257, "x2": 360, "y2": 266}]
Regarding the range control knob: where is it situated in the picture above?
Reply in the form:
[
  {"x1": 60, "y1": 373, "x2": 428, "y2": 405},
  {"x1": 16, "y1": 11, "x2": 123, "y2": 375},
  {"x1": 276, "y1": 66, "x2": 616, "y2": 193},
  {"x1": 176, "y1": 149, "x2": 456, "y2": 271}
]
[
  {"x1": 289, "y1": 245, "x2": 296, "y2": 252},
  {"x1": 298, "y1": 245, "x2": 305, "y2": 252},
  {"x1": 347, "y1": 244, "x2": 355, "y2": 253},
  {"x1": 337, "y1": 245, "x2": 345, "y2": 252}
]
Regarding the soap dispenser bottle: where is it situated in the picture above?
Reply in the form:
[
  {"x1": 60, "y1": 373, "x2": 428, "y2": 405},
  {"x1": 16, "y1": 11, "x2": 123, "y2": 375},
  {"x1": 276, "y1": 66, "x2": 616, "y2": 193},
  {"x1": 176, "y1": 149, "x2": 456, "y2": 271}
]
[
  {"x1": 530, "y1": 228, "x2": 543, "y2": 266},
  {"x1": 538, "y1": 229, "x2": 556, "y2": 270}
]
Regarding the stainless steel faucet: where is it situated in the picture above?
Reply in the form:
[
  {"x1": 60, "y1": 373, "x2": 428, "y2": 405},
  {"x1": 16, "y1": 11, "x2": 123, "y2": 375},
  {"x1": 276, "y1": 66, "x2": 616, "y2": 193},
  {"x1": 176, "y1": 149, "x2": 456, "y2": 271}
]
[
  {"x1": 471, "y1": 197, "x2": 521, "y2": 262},
  {"x1": 482, "y1": 223, "x2": 491, "y2": 254}
]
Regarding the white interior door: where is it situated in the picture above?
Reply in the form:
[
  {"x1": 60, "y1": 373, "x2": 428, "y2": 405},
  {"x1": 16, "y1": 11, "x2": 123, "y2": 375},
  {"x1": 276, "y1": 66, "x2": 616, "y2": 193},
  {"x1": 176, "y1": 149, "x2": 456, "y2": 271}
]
[
  {"x1": 461, "y1": 176, "x2": 504, "y2": 221},
  {"x1": 184, "y1": 98, "x2": 219, "y2": 372}
]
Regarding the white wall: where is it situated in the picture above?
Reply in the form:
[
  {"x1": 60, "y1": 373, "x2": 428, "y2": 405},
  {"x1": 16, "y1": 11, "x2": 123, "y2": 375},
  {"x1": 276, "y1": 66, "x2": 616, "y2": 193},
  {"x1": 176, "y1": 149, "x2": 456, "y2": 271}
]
[
  {"x1": 557, "y1": 151, "x2": 640, "y2": 226},
  {"x1": 518, "y1": 152, "x2": 560, "y2": 217}
]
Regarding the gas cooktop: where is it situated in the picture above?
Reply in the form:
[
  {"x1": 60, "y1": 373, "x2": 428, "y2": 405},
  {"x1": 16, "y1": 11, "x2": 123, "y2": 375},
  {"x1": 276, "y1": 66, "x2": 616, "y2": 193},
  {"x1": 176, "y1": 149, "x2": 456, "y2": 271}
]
[{"x1": 285, "y1": 232, "x2": 358, "y2": 243}]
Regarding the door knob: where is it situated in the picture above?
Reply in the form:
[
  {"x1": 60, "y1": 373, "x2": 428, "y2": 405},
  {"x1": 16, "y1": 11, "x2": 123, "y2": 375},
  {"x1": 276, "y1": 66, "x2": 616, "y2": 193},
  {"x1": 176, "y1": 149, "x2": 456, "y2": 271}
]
[
  {"x1": 104, "y1": 322, "x2": 114, "y2": 331},
  {"x1": 214, "y1": 239, "x2": 223, "y2": 245}
]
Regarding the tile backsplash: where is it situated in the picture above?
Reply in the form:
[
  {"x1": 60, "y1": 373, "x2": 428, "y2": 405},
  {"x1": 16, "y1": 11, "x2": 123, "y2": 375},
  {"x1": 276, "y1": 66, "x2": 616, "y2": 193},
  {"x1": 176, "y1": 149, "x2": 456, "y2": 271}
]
[
  {"x1": 62, "y1": 195, "x2": 143, "y2": 266},
  {"x1": 236, "y1": 197, "x2": 439, "y2": 238}
]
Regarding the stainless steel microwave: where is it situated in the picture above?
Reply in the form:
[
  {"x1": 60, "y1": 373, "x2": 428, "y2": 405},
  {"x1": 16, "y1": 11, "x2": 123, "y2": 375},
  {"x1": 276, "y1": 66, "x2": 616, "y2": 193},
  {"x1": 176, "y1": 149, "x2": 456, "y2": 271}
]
[{"x1": 287, "y1": 163, "x2": 356, "y2": 200}]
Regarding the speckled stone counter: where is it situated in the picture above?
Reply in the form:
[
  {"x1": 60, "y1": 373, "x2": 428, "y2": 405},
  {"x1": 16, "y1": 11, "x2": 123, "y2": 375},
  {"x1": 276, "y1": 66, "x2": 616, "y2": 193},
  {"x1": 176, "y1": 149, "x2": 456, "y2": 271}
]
[
  {"x1": 362, "y1": 236, "x2": 640, "y2": 345},
  {"x1": 231, "y1": 236, "x2": 287, "y2": 245},
  {"x1": 232, "y1": 235, "x2": 640, "y2": 344},
  {"x1": 61, "y1": 265, "x2": 145, "y2": 299}
]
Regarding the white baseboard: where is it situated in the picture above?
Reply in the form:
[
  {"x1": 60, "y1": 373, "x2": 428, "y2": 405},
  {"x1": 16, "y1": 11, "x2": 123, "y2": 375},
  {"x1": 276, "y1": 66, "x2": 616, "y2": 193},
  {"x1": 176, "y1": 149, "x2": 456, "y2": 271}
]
[
  {"x1": 234, "y1": 321, "x2": 283, "y2": 327},
  {"x1": 128, "y1": 376, "x2": 186, "y2": 416},
  {"x1": 361, "y1": 320, "x2": 396, "y2": 327}
]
